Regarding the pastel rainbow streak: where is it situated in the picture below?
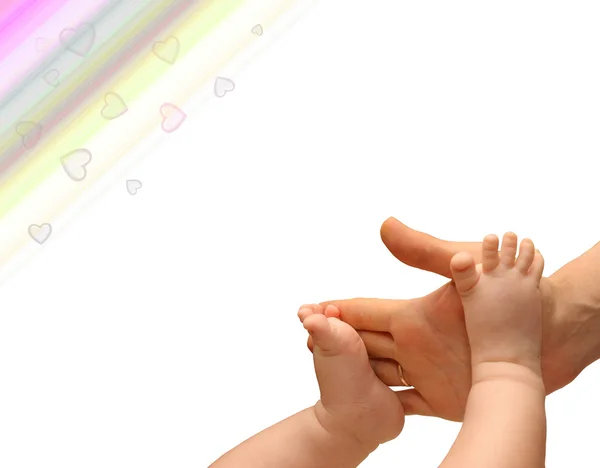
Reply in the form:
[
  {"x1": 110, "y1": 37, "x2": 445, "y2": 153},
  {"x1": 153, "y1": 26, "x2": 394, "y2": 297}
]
[{"x1": 0, "y1": 0, "x2": 306, "y2": 278}]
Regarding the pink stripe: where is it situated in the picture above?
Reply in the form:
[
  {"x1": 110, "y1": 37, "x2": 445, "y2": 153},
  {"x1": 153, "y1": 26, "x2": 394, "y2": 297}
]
[
  {"x1": 0, "y1": 1, "x2": 27, "y2": 22},
  {"x1": 0, "y1": 0, "x2": 39, "y2": 30},
  {"x1": 0, "y1": 0, "x2": 192, "y2": 182},
  {"x1": 0, "y1": 0, "x2": 111, "y2": 97},
  {"x1": 0, "y1": 0, "x2": 69, "y2": 63},
  {"x1": 0, "y1": 0, "x2": 41, "y2": 35}
]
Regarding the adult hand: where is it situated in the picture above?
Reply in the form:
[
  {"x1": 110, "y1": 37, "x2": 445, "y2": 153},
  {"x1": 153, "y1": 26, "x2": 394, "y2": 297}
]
[{"x1": 306, "y1": 217, "x2": 598, "y2": 422}]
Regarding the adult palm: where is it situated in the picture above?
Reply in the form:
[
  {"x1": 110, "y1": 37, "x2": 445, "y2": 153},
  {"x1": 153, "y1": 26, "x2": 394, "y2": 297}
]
[{"x1": 310, "y1": 218, "x2": 574, "y2": 422}]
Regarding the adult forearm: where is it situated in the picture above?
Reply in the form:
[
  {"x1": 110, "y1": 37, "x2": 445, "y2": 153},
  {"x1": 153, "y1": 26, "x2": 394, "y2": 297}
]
[
  {"x1": 547, "y1": 241, "x2": 600, "y2": 385},
  {"x1": 209, "y1": 405, "x2": 375, "y2": 468}
]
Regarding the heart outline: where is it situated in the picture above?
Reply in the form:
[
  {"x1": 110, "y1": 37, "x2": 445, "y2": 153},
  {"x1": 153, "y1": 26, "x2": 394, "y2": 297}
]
[
  {"x1": 59, "y1": 23, "x2": 95, "y2": 57},
  {"x1": 43, "y1": 69, "x2": 60, "y2": 87},
  {"x1": 153, "y1": 37, "x2": 180, "y2": 64},
  {"x1": 61, "y1": 149, "x2": 93, "y2": 182},
  {"x1": 35, "y1": 37, "x2": 51, "y2": 53},
  {"x1": 214, "y1": 77, "x2": 235, "y2": 98},
  {"x1": 28, "y1": 223, "x2": 52, "y2": 244},
  {"x1": 126, "y1": 179, "x2": 143, "y2": 195},
  {"x1": 160, "y1": 103, "x2": 186, "y2": 133},
  {"x1": 101, "y1": 92, "x2": 128, "y2": 120},
  {"x1": 16, "y1": 122, "x2": 43, "y2": 149}
]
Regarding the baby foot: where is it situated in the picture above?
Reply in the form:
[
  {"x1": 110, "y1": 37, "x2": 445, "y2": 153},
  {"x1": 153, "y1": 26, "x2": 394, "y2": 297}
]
[
  {"x1": 449, "y1": 232, "x2": 544, "y2": 373},
  {"x1": 297, "y1": 304, "x2": 404, "y2": 446}
]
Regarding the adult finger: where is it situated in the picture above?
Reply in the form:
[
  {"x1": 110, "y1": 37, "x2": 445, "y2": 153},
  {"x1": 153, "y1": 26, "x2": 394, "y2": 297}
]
[
  {"x1": 318, "y1": 297, "x2": 405, "y2": 332},
  {"x1": 380, "y1": 217, "x2": 484, "y2": 279},
  {"x1": 357, "y1": 330, "x2": 396, "y2": 360},
  {"x1": 370, "y1": 358, "x2": 407, "y2": 387},
  {"x1": 394, "y1": 389, "x2": 436, "y2": 418},
  {"x1": 308, "y1": 332, "x2": 396, "y2": 364},
  {"x1": 310, "y1": 339, "x2": 408, "y2": 388}
]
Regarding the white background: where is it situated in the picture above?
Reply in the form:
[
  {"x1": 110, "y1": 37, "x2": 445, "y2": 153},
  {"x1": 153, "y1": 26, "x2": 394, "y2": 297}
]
[{"x1": 1, "y1": 0, "x2": 600, "y2": 466}]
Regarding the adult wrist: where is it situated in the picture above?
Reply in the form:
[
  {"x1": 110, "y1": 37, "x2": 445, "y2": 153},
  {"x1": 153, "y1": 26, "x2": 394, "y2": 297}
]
[{"x1": 543, "y1": 273, "x2": 600, "y2": 393}]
